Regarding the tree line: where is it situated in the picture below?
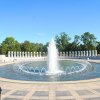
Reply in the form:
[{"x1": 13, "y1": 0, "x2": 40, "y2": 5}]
[{"x1": 0, "y1": 32, "x2": 100, "y2": 55}]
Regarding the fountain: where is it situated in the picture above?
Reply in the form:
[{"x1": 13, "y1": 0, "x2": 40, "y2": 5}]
[
  {"x1": 0, "y1": 39, "x2": 95, "y2": 82},
  {"x1": 47, "y1": 38, "x2": 62, "y2": 74}
]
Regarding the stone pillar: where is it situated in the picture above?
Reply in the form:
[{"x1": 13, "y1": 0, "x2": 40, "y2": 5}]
[
  {"x1": 71, "y1": 51, "x2": 72, "y2": 57},
  {"x1": 59, "y1": 52, "x2": 61, "y2": 56},
  {"x1": 73, "y1": 51, "x2": 75, "y2": 57},
  {"x1": 8, "y1": 51, "x2": 11, "y2": 57},
  {"x1": 74, "y1": 51, "x2": 77, "y2": 57},
  {"x1": 34, "y1": 52, "x2": 35, "y2": 57},
  {"x1": 36, "y1": 52, "x2": 38, "y2": 57},
  {"x1": 66, "y1": 51, "x2": 68, "y2": 56},
  {"x1": 19, "y1": 52, "x2": 20, "y2": 58},
  {"x1": 27, "y1": 52, "x2": 30, "y2": 57},
  {"x1": 41, "y1": 52, "x2": 43, "y2": 57},
  {"x1": 32, "y1": 52, "x2": 34, "y2": 57},
  {"x1": 79, "y1": 51, "x2": 81, "y2": 56},
  {"x1": 71, "y1": 51, "x2": 73, "y2": 57},
  {"x1": 80, "y1": 51, "x2": 82, "y2": 56},
  {"x1": 19, "y1": 52, "x2": 21, "y2": 58},
  {"x1": 96, "y1": 50, "x2": 97, "y2": 56},
  {"x1": 40, "y1": 52, "x2": 42, "y2": 57},
  {"x1": 30, "y1": 52, "x2": 32, "y2": 57},
  {"x1": 74, "y1": 51, "x2": 76, "y2": 57},
  {"x1": 14, "y1": 51, "x2": 16, "y2": 58},
  {"x1": 60, "y1": 52, "x2": 62, "y2": 56},
  {"x1": 11, "y1": 51, "x2": 13, "y2": 58},
  {"x1": 69, "y1": 51, "x2": 71, "y2": 57},
  {"x1": 62, "y1": 52, "x2": 63, "y2": 56},
  {"x1": 77, "y1": 51, "x2": 78, "y2": 56},
  {"x1": 17, "y1": 52, "x2": 19, "y2": 58},
  {"x1": 63, "y1": 52, "x2": 65, "y2": 56},
  {"x1": 70, "y1": 51, "x2": 72, "y2": 56},
  {"x1": 25, "y1": 52, "x2": 27, "y2": 58},
  {"x1": 94, "y1": 50, "x2": 97, "y2": 56},
  {"x1": 78, "y1": 51, "x2": 80, "y2": 56},
  {"x1": 89, "y1": 50, "x2": 91, "y2": 56},
  {"x1": 92, "y1": 50, "x2": 94, "y2": 56},
  {"x1": 80, "y1": 51, "x2": 81, "y2": 56},
  {"x1": 22, "y1": 52, "x2": 24, "y2": 57},
  {"x1": 39, "y1": 52, "x2": 41, "y2": 57},
  {"x1": 44, "y1": 52, "x2": 46, "y2": 56},
  {"x1": 83, "y1": 51, "x2": 85, "y2": 56},
  {"x1": 86, "y1": 51, "x2": 88, "y2": 56}
]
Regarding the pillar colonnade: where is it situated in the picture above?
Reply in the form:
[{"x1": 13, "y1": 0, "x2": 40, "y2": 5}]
[{"x1": 8, "y1": 50, "x2": 98, "y2": 58}]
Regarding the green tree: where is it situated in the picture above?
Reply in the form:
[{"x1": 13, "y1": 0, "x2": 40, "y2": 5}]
[
  {"x1": 81, "y1": 32, "x2": 97, "y2": 50},
  {"x1": 43, "y1": 42, "x2": 49, "y2": 52},
  {"x1": 70, "y1": 35, "x2": 81, "y2": 50},
  {"x1": 36, "y1": 43, "x2": 44, "y2": 52},
  {"x1": 21, "y1": 40, "x2": 31, "y2": 52},
  {"x1": 55, "y1": 32, "x2": 71, "y2": 51},
  {"x1": 0, "y1": 37, "x2": 21, "y2": 54},
  {"x1": 0, "y1": 43, "x2": 8, "y2": 54},
  {"x1": 30, "y1": 43, "x2": 37, "y2": 52},
  {"x1": 14, "y1": 41, "x2": 21, "y2": 51},
  {"x1": 20, "y1": 41, "x2": 45, "y2": 52},
  {"x1": 3, "y1": 37, "x2": 16, "y2": 51}
]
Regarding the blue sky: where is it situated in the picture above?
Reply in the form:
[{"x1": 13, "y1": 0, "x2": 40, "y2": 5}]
[{"x1": 0, "y1": 0, "x2": 100, "y2": 44}]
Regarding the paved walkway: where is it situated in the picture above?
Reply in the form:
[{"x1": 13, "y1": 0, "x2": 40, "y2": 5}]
[{"x1": 1, "y1": 79, "x2": 100, "y2": 100}]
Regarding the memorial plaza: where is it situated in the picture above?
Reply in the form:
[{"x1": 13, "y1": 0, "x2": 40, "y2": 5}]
[{"x1": 0, "y1": 51, "x2": 100, "y2": 100}]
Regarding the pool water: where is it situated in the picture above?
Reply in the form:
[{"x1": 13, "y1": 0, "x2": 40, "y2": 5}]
[{"x1": 0, "y1": 60, "x2": 99, "y2": 82}]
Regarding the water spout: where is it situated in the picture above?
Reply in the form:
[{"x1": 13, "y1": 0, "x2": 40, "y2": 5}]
[{"x1": 47, "y1": 38, "x2": 62, "y2": 74}]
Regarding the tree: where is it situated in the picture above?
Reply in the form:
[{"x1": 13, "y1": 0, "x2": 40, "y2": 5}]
[
  {"x1": 2, "y1": 37, "x2": 16, "y2": 51},
  {"x1": 73, "y1": 35, "x2": 80, "y2": 45},
  {"x1": 21, "y1": 40, "x2": 31, "y2": 52},
  {"x1": 81, "y1": 32, "x2": 97, "y2": 50},
  {"x1": 70, "y1": 35, "x2": 81, "y2": 50},
  {"x1": 43, "y1": 42, "x2": 49, "y2": 52},
  {"x1": 0, "y1": 43, "x2": 8, "y2": 54},
  {"x1": 30, "y1": 43, "x2": 37, "y2": 52},
  {"x1": 21, "y1": 41, "x2": 45, "y2": 52},
  {"x1": 36, "y1": 43, "x2": 44, "y2": 52},
  {"x1": 55, "y1": 32, "x2": 71, "y2": 51},
  {"x1": 14, "y1": 41, "x2": 21, "y2": 51},
  {"x1": 0, "y1": 37, "x2": 21, "y2": 55}
]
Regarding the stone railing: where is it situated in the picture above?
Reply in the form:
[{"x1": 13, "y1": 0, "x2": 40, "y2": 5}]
[
  {"x1": 7, "y1": 50, "x2": 97, "y2": 58},
  {"x1": 8, "y1": 51, "x2": 47, "y2": 58},
  {"x1": 58, "y1": 50, "x2": 97, "y2": 57}
]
